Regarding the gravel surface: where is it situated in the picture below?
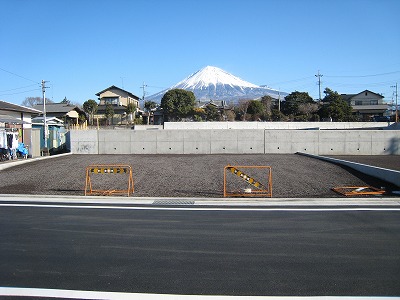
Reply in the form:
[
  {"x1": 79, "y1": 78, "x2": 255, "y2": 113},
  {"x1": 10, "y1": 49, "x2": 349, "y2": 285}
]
[{"x1": 0, "y1": 154, "x2": 398, "y2": 198}]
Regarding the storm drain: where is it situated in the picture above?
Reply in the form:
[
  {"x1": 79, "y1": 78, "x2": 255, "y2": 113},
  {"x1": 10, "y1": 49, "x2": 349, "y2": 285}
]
[{"x1": 152, "y1": 200, "x2": 195, "y2": 205}]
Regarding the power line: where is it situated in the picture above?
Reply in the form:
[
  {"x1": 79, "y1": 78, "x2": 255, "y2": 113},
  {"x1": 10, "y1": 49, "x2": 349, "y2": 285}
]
[
  {"x1": 0, "y1": 67, "x2": 40, "y2": 84},
  {"x1": 325, "y1": 71, "x2": 400, "y2": 78},
  {"x1": 0, "y1": 88, "x2": 41, "y2": 96},
  {"x1": 0, "y1": 83, "x2": 39, "y2": 93}
]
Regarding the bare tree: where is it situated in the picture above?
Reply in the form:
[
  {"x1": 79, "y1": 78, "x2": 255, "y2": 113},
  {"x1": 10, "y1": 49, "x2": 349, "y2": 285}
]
[
  {"x1": 22, "y1": 96, "x2": 53, "y2": 107},
  {"x1": 238, "y1": 99, "x2": 250, "y2": 121}
]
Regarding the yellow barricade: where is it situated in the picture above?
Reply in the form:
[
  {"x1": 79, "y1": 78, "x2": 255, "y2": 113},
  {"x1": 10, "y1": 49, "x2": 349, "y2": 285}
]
[
  {"x1": 224, "y1": 165, "x2": 272, "y2": 198},
  {"x1": 84, "y1": 164, "x2": 134, "y2": 196}
]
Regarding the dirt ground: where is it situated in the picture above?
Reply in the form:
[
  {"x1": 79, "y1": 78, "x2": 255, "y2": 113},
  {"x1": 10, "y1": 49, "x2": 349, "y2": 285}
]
[{"x1": 0, "y1": 154, "x2": 398, "y2": 198}]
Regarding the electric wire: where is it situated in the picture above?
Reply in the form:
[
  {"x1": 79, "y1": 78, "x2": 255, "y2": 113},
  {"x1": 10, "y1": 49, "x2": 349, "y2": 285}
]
[{"x1": 0, "y1": 67, "x2": 40, "y2": 84}]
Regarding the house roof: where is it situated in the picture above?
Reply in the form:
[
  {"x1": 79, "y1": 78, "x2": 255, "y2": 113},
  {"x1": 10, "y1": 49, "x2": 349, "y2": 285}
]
[
  {"x1": 32, "y1": 116, "x2": 64, "y2": 125},
  {"x1": 0, "y1": 100, "x2": 42, "y2": 114},
  {"x1": 32, "y1": 103, "x2": 84, "y2": 114},
  {"x1": 341, "y1": 90, "x2": 384, "y2": 100},
  {"x1": 95, "y1": 85, "x2": 140, "y2": 100}
]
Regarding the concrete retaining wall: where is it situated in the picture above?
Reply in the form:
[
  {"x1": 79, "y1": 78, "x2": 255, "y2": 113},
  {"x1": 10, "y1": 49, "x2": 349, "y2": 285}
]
[{"x1": 68, "y1": 129, "x2": 400, "y2": 155}]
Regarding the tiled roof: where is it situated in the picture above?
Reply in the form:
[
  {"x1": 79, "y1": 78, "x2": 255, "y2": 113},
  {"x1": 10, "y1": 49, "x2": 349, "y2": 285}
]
[
  {"x1": 32, "y1": 103, "x2": 84, "y2": 114},
  {"x1": 0, "y1": 100, "x2": 41, "y2": 114}
]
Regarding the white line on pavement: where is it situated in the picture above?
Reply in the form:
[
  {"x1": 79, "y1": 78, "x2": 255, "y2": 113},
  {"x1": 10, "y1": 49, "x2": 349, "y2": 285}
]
[
  {"x1": 0, "y1": 203, "x2": 400, "y2": 211},
  {"x1": 0, "y1": 287, "x2": 398, "y2": 300}
]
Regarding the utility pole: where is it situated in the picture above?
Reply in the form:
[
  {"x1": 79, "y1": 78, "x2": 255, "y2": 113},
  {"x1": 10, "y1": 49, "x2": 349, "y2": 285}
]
[
  {"x1": 278, "y1": 89, "x2": 281, "y2": 111},
  {"x1": 391, "y1": 83, "x2": 398, "y2": 123},
  {"x1": 140, "y1": 82, "x2": 147, "y2": 108},
  {"x1": 41, "y1": 80, "x2": 49, "y2": 152},
  {"x1": 315, "y1": 70, "x2": 323, "y2": 102},
  {"x1": 140, "y1": 82, "x2": 148, "y2": 124}
]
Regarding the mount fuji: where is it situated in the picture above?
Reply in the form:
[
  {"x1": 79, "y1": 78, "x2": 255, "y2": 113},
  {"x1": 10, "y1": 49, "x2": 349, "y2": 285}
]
[{"x1": 146, "y1": 66, "x2": 286, "y2": 103}]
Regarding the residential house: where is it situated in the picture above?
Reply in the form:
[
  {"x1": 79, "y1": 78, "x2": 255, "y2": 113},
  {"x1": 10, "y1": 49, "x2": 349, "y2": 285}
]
[
  {"x1": 32, "y1": 102, "x2": 86, "y2": 127},
  {"x1": 341, "y1": 90, "x2": 388, "y2": 121},
  {"x1": 95, "y1": 85, "x2": 140, "y2": 125},
  {"x1": 0, "y1": 100, "x2": 41, "y2": 157}
]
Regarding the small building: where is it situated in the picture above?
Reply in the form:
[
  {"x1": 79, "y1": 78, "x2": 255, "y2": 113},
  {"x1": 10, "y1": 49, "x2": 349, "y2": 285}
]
[
  {"x1": 31, "y1": 116, "x2": 66, "y2": 155},
  {"x1": 341, "y1": 90, "x2": 388, "y2": 121},
  {"x1": 95, "y1": 85, "x2": 140, "y2": 125}
]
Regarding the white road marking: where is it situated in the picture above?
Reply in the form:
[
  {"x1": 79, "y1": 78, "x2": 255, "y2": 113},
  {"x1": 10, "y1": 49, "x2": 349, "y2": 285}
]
[
  {"x1": 0, "y1": 287, "x2": 398, "y2": 300},
  {"x1": 0, "y1": 202, "x2": 400, "y2": 211}
]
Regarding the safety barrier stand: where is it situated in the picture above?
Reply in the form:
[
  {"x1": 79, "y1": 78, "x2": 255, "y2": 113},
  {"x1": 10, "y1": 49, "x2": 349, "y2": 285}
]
[
  {"x1": 224, "y1": 165, "x2": 272, "y2": 197},
  {"x1": 84, "y1": 164, "x2": 134, "y2": 196},
  {"x1": 332, "y1": 186, "x2": 385, "y2": 197}
]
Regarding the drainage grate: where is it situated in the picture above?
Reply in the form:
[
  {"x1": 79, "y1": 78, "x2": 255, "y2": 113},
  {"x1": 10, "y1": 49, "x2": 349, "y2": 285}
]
[{"x1": 152, "y1": 200, "x2": 195, "y2": 205}]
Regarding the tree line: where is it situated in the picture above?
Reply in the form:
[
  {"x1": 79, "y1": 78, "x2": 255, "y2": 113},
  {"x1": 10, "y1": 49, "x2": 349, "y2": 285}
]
[{"x1": 158, "y1": 87, "x2": 356, "y2": 122}]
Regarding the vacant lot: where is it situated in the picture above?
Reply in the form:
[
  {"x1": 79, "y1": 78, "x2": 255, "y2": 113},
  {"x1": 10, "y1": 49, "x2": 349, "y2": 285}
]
[{"x1": 0, "y1": 154, "x2": 397, "y2": 198}]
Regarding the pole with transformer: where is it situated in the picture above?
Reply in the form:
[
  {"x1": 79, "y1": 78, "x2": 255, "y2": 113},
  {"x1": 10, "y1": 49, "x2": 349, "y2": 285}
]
[
  {"x1": 315, "y1": 70, "x2": 323, "y2": 102},
  {"x1": 41, "y1": 80, "x2": 49, "y2": 151}
]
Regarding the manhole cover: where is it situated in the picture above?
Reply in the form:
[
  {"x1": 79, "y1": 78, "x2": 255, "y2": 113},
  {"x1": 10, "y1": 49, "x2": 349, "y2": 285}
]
[{"x1": 152, "y1": 200, "x2": 195, "y2": 205}]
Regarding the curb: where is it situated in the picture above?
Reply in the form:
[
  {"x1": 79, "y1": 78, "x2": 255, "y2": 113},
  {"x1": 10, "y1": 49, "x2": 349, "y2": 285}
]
[
  {"x1": 0, "y1": 152, "x2": 73, "y2": 171},
  {"x1": 1, "y1": 194, "x2": 400, "y2": 207},
  {"x1": 297, "y1": 152, "x2": 400, "y2": 188}
]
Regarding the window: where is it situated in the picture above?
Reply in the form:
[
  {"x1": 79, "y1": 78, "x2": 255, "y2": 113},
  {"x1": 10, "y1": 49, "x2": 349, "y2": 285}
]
[
  {"x1": 103, "y1": 97, "x2": 119, "y2": 105},
  {"x1": 370, "y1": 100, "x2": 378, "y2": 105},
  {"x1": 355, "y1": 101, "x2": 363, "y2": 105}
]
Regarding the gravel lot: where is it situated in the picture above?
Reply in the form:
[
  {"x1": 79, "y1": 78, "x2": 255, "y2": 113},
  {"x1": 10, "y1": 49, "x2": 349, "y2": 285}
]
[{"x1": 0, "y1": 154, "x2": 398, "y2": 198}]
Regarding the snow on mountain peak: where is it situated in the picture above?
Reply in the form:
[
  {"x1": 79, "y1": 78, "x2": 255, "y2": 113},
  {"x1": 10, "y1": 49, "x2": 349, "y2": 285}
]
[
  {"x1": 172, "y1": 66, "x2": 259, "y2": 89},
  {"x1": 146, "y1": 66, "x2": 286, "y2": 103}
]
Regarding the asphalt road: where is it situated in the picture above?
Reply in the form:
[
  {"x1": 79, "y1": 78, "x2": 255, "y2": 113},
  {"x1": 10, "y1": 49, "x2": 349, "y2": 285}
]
[{"x1": 1, "y1": 202, "x2": 399, "y2": 296}]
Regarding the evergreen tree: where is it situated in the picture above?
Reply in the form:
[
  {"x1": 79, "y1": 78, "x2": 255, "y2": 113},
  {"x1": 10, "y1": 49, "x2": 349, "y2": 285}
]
[
  {"x1": 82, "y1": 99, "x2": 98, "y2": 125},
  {"x1": 160, "y1": 89, "x2": 196, "y2": 121},
  {"x1": 318, "y1": 88, "x2": 354, "y2": 121}
]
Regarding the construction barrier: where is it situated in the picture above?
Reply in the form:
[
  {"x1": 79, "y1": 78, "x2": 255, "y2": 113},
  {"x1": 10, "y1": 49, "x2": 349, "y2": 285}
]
[
  {"x1": 84, "y1": 164, "x2": 134, "y2": 196},
  {"x1": 224, "y1": 165, "x2": 272, "y2": 197},
  {"x1": 332, "y1": 186, "x2": 385, "y2": 197}
]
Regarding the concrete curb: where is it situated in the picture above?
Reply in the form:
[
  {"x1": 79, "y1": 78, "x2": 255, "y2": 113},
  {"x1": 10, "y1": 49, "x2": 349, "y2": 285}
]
[
  {"x1": 1, "y1": 194, "x2": 399, "y2": 207},
  {"x1": 0, "y1": 152, "x2": 73, "y2": 171},
  {"x1": 297, "y1": 152, "x2": 400, "y2": 188}
]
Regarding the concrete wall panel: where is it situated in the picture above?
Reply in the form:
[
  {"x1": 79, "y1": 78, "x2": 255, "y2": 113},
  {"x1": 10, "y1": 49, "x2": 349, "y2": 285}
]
[
  {"x1": 184, "y1": 130, "x2": 211, "y2": 154},
  {"x1": 156, "y1": 130, "x2": 184, "y2": 154},
  {"x1": 130, "y1": 131, "x2": 157, "y2": 154},
  {"x1": 210, "y1": 130, "x2": 238, "y2": 154},
  {"x1": 264, "y1": 130, "x2": 292, "y2": 153},
  {"x1": 237, "y1": 130, "x2": 264, "y2": 153}
]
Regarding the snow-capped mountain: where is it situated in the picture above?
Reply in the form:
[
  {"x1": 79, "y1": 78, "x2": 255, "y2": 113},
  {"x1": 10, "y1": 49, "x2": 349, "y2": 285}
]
[{"x1": 146, "y1": 66, "x2": 286, "y2": 103}]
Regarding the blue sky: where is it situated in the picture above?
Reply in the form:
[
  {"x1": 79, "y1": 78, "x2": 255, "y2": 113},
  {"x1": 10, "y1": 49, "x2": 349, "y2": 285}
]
[{"x1": 1, "y1": 0, "x2": 399, "y2": 106}]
